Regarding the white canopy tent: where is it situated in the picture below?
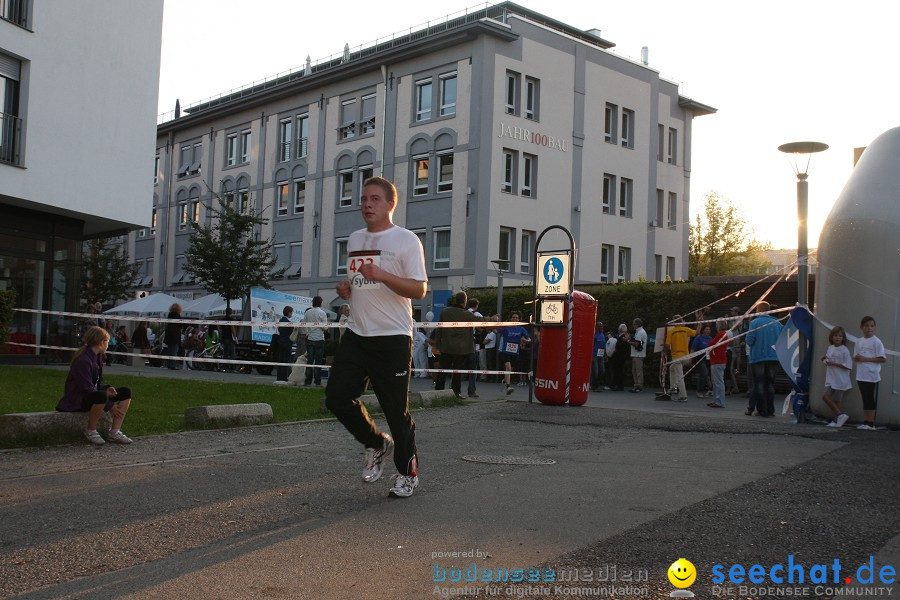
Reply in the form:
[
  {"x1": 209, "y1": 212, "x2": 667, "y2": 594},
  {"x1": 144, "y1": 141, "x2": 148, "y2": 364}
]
[
  {"x1": 183, "y1": 293, "x2": 229, "y2": 319},
  {"x1": 103, "y1": 293, "x2": 183, "y2": 318}
]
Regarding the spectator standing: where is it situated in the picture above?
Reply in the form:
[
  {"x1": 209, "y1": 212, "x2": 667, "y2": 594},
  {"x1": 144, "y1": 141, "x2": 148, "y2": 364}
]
[
  {"x1": 221, "y1": 307, "x2": 238, "y2": 373},
  {"x1": 434, "y1": 291, "x2": 483, "y2": 397},
  {"x1": 821, "y1": 325, "x2": 852, "y2": 427},
  {"x1": 664, "y1": 315, "x2": 697, "y2": 402},
  {"x1": 412, "y1": 327, "x2": 428, "y2": 378},
  {"x1": 274, "y1": 306, "x2": 295, "y2": 384},
  {"x1": 303, "y1": 297, "x2": 328, "y2": 386},
  {"x1": 706, "y1": 319, "x2": 731, "y2": 408},
  {"x1": 183, "y1": 327, "x2": 203, "y2": 370},
  {"x1": 745, "y1": 302, "x2": 783, "y2": 417},
  {"x1": 691, "y1": 324, "x2": 713, "y2": 397},
  {"x1": 854, "y1": 316, "x2": 886, "y2": 430},
  {"x1": 466, "y1": 298, "x2": 483, "y2": 398},
  {"x1": 590, "y1": 322, "x2": 605, "y2": 392},
  {"x1": 727, "y1": 306, "x2": 744, "y2": 394},
  {"x1": 604, "y1": 326, "x2": 617, "y2": 389},
  {"x1": 628, "y1": 318, "x2": 648, "y2": 393},
  {"x1": 608, "y1": 324, "x2": 630, "y2": 391},
  {"x1": 163, "y1": 303, "x2": 183, "y2": 370},
  {"x1": 337, "y1": 304, "x2": 350, "y2": 342},
  {"x1": 482, "y1": 317, "x2": 499, "y2": 383},
  {"x1": 131, "y1": 321, "x2": 151, "y2": 364}
]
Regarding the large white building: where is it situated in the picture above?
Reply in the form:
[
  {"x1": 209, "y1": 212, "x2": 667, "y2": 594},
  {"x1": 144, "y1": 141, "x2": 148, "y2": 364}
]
[
  {"x1": 0, "y1": 0, "x2": 163, "y2": 350},
  {"x1": 133, "y1": 2, "x2": 714, "y2": 315}
]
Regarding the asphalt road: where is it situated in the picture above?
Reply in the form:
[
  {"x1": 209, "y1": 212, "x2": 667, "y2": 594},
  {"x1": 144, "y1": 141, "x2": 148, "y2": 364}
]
[{"x1": 1, "y1": 373, "x2": 898, "y2": 600}]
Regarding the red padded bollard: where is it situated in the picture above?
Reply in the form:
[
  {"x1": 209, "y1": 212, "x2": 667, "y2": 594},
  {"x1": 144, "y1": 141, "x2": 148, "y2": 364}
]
[{"x1": 534, "y1": 290, "x2": 598, "y2": 406}]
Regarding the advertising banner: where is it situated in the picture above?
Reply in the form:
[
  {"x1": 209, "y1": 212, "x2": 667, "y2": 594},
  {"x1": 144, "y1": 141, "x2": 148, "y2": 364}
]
[{"x1": 249, "y1": 288, "x2": 313, "y2": 344}]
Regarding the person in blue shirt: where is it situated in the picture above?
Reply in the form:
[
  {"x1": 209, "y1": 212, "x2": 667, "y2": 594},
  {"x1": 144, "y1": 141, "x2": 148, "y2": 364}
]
[
  {"x1": 591, "y1": 322, "x2": 606, "y2": 392},
  {"x1": 690, "y1": 324, "x2": 713, "y2": 397},
  {"x1": 745, "y1": 302, "x2": 784, "y2": 417},
  {"x1": 497, "y1": 311, "x2": 530, "y2": 395}
]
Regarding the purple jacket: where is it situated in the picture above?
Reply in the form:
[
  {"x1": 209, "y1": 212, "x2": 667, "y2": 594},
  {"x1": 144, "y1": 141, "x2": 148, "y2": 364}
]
[{"x1": 57, "y1": 350, "x2": 107, "y2": 412}]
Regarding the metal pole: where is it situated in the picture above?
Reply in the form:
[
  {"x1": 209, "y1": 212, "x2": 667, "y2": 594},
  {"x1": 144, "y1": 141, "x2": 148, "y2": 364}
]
[
  {"x1": 797, "y1": 176, "x2": 808, "y2": 364},
  {"x1": 496, "y1": 269, "x2": 504, "y2": 321}
]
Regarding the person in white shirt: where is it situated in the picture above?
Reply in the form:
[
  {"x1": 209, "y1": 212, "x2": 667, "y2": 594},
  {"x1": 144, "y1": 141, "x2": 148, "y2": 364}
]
[
  {"x1": 303, "y1": 297, "x2": 328, "y2": 386},
  {"x1": 821, "y1": 325, "x2": 853, "y2": 427},
  {"x1": 853, "y1": 316, "x2": 886, "y2": 430},
  {"x1": 324, "y1": 177, "x2": 427, "y2": 498},
  {"x1": 628, "y1": 318, "x2": 648, "y2": 393}
]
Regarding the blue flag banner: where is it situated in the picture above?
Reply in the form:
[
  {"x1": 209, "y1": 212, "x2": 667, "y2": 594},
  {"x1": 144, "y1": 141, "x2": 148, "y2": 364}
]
[{"x1": 774, "y1": 307, "x2": 814, "y2": 414}]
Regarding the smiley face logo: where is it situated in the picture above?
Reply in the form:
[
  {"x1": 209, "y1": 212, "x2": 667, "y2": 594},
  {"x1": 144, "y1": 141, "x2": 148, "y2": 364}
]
[{"x1": 667, "y1": 558, "x2": 696, "y2": 588}]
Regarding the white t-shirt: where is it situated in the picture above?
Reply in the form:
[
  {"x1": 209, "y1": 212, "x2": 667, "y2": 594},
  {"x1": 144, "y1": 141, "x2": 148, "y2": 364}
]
[
  {"x1": 484, "y1": 331, "x2": 496, "y2": 350},
  {"x1": 631, "y1": 327, "x2": 648, "y2": 358},
  {"x1": 346, "y1": 225, "x2": 427, "y2": 338},
  {"x1": 854, "y1": 335, "x2": 885, "y2": 383},
  {"x1": 303, "y1": 306, "x2": 328, "y2": 342},
  {"x1": 824, "y1": 344, "x2": 852, "y2": 390}
]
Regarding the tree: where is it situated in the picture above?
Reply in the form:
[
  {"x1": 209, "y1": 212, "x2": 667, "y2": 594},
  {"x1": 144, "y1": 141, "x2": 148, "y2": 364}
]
[
  {"x1": 689, "y1": 191, "x2": 772, "y2": 277},
  {"x1": 183, "y1": 193, "x2": 281, "y2": 309},
  {"x1": 81, "y1": 238, "x2": 141, "y2": 309}
]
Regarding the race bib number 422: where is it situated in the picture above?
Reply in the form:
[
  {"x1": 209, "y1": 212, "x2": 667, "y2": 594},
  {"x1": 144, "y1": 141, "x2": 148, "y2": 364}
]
[{"x1": 348, "y1": 250, "x2": 382, "y2": 289}]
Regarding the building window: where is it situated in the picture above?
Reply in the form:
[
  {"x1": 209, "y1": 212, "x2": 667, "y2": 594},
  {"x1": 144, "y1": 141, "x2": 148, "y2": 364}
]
[
  {"x1": 1, "y1": 0, "x2": 28, "y2": 27},
  {"x1": 177, "y1": 142, "x2": 202, "y2": 177},
  {"x1": 415, "y1": 78, "x2": 432, "y2": 122},
  {"x1": 178, "y1": 202, "x2": 188, "y2": 230},
  {"x1": 655, "y1": 254, "x2": 663, "y2": 281},
  {"x1": 153, "y1": 155, "x2": 160, "y2": 185},
  {"x1": 502, "y1": 149, "x2": 516, "y2": 194},
  {"x1": 222, "y1": 180, "x2": 235, "y2": 209},
  {"x1": 240, "y1": 129, "x2": 251, "y2": 163},
  {"x1": 604, "y1": 103, "x2": 617, "y2": 144},
  {"x1": 294, "y1": 178, "x2": 306, "y2": 214},
  {"x1": 440, "y1": 71, "x2": 457, "y2": 116},
  {"x1": 279, "y1": 118, "x2": 292, "y2": 162},
  {"x1": 0, "y1": 60, "x2": 22, "y2": 166},
  {"x1": 621, "y1": 108, "x2": 634, "y2": 148},
  {"x1": 271, "y1": 243, "x2": 286, "y2": 278},
  {"x1": 666, "y1": 256, "x2": 675, "y2": 280},
  {"x1": 668, "y1": 192, "x2": 677, "y2": 229},
  {"x1": 336, "y1": 239, "x2": 348, "y2": 275},
  {"x1": 226, "y1": 133, "x2": 238, "y2": 167},
  {"x1": 296, "y1": 114, "x2": 309, "y2": 158},
  {"x1": 505, "y1": 71, "x2": 520, "y2": 115},
  {"x1": 340, "y1": 99, "x2": 357, "y2": 139},
  {"x1": 499, "y1": 228, "x2": 512, "y2": 266},
  {"x1": 339, "y1": 171, "x2": 353, "y2": 207},
  {"x1": 238, "y1": 183, "x2": 250, "y2": 213},
  {"x1": 433, "y1": 228, "x2": 451, "y2": 270},
  {"x1": 668, "y1": 127, "x2": 678, "y2": 165},
  {"x1": 657, "y1": 124, "x2": 665, "y2": 162},
  {"x1": 524, "y1": 77, "x2": 539, "y2": 121},
  {"x1": 437, "y1": 152, "x2": 453, "y2": 193},
  {"x1": 602, "y1": 174, "x2": 615, "y2": 214},
  {"x1": 287, "y1": 242, "x2": 302, "y2": 278},
  {"x1": 618, "y1": 177, "x2": 632, "y2": 217},
  {"x1": 656, "y1": 189, "x2": 664, "y2": 227},
  {"x1": 413, "y1": 156, "x2": 429, "y2": 196},
  {"x1": 521, "y1": 153, "x2": 536, "y2": 198},
  {"x1": 520, "y1": 230, "x2": 534, "y2": 274},
  {"x1": 150, "y1": 208, "x2": 157, "y2": 235},
  {"x1": 617, "y1": 247, "x2": 631, "y2": 282},
  {"x1": 358, "y1": 165, "x2": 373, "y2": 204},
  {"x1": 600, "y1": 244, "x2": 613, "y2": 283},
  {"x1": 276, "y1": 182, "x2": 289, "y2": 216},
  {"x1": 360, "y1": 94, "x2": 376, "y2": 135},
  {"x1": 190, "y1": 197, "x2": 200, "y2": 224}
]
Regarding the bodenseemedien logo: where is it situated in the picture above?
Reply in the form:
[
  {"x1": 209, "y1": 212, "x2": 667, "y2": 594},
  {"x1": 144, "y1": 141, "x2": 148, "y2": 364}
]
[{"x1": 668, "y1": 558, "x2": 696, "y2": 598}]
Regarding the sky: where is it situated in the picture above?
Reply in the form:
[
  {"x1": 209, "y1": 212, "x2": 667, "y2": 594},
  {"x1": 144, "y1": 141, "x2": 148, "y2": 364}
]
[{"x1": 157, "y1": 0, "x2": 900, "y2": 250}]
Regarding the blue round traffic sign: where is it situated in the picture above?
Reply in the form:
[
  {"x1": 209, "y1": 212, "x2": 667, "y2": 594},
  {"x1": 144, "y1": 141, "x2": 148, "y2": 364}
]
[{"x1": 543, "y1": 257, "x2": 564, "y2": 284}]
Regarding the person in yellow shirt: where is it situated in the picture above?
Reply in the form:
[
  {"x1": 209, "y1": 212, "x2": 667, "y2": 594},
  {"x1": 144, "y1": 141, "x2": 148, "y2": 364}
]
[{"x1": 664, "y1": 315, "x2": 697, "y2": 402}]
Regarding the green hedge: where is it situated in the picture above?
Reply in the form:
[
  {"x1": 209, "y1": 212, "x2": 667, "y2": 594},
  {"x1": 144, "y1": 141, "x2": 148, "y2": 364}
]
[{"x1": 0, "y1": 289, "x2": 14, "y2": 349}]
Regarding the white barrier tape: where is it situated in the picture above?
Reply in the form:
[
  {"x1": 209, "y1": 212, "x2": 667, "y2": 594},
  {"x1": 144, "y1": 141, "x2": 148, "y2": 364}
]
[
  {"x1": 12, "y1": 308, "x2": 525, "y2": 329},
  {"x1": 806, "y1": 310, "x2": 900, "y2": 358},
  {"x1": 4, "y1": 342, "x2": 530, "y2": 376}
]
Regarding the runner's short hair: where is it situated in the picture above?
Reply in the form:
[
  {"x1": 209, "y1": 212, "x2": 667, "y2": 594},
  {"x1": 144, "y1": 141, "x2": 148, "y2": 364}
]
[{"x1": 363, "y1": 176, "x2": 397, "y2": 205}]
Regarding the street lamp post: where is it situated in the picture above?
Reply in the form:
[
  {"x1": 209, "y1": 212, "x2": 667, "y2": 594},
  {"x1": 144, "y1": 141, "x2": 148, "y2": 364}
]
[
  {"x1": 778, "y1": 141, "x2": 828, "y2": 423},
  {"x1": 491, "y1": 259, "x2": 509, "y2": 319}
]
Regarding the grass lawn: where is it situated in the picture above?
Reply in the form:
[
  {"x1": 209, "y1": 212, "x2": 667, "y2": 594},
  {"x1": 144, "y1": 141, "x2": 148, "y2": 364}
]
[{"x1": 0, "y1": 365, "x2": 464, "y2": 447}]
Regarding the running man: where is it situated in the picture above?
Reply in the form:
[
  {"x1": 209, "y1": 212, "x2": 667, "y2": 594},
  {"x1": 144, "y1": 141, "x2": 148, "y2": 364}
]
[{"x1": 324, "y1": 176, "x2": 428, "y2": 498}]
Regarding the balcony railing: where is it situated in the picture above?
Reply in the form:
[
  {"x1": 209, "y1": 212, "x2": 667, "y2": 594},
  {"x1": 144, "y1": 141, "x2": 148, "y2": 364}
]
[{"x1": 0, "y1": 111, "x2": 23, "y2": 166}]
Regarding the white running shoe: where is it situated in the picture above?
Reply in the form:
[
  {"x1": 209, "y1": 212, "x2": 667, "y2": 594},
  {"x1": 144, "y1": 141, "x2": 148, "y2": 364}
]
[
  {"x1": 362, "y1": 434, "x2": 394, "y2": 483},
  {"x1": 836, "y1": 413, "x2": 849, "y2": 427},
  {"x1": 857, "y1": 424, "x2": 876, "y2": 430},
  {"x1": 107, "y1": 431, "x2": 133, "y2": 444},
  {"x1": 826, "y1": 421, "x2": 839, "y2": 428},
  {"x1": 389, "y1": 474, "x2": 419, "y2": 498},
  {"x1": 84, "y1": 430, "x2": 105, "y2": 445}
]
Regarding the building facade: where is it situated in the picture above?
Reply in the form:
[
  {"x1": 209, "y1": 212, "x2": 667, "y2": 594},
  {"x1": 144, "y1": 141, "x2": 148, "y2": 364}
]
[
  {"x1": 0, "y1": 0, "x2": 164, "y2": 351},
  {"x1": 134, "y1": 2, "x2": 714, "y2": 315}
]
